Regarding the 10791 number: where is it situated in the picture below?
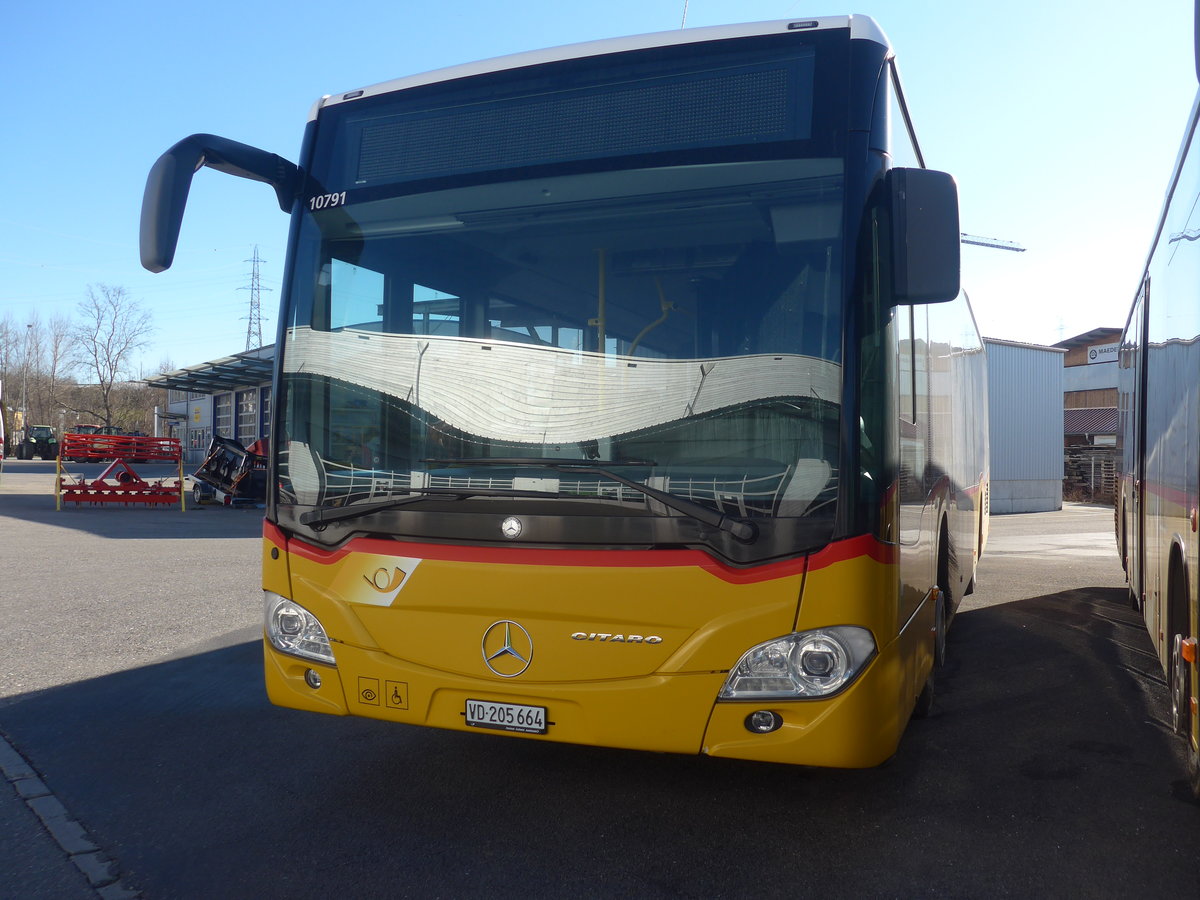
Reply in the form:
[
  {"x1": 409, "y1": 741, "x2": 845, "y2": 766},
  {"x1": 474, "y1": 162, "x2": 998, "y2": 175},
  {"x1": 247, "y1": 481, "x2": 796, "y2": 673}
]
[{"x1": 308, "y1": 191, "x2": 347, "y2": 210}]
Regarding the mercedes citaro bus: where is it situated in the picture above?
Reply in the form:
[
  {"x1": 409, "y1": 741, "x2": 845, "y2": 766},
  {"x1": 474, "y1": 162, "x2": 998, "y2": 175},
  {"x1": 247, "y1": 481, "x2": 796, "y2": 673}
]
[{"x1": 141, "y1": 16, "x2": 987, "y2": 768}]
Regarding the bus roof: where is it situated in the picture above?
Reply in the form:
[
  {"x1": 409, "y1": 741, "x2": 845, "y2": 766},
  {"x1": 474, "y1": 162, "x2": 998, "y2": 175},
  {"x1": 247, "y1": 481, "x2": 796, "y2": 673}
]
[{"x1": 309, "y1": 16, "x2": 890, "y2": 122}]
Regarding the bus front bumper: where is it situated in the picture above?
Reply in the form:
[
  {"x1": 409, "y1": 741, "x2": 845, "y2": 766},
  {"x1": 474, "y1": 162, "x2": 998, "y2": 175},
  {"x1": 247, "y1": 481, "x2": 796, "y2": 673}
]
[{"x1": 264, "y1": 632, "x2": 912, "y2": 769}]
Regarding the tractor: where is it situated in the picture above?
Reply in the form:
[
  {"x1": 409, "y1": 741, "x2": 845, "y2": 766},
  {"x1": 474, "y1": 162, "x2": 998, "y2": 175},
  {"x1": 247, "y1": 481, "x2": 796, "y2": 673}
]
[{"x1": 16, "y1": 425, "x2": 58, "y2": 460}]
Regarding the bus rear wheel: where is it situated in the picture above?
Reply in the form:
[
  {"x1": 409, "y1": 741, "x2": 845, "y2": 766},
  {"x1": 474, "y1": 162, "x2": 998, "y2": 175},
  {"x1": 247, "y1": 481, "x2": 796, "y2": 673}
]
[
  {"x1": 1166, "y1": 556, "x2": 1199, "y2": 799},
  {"x1": 1178, "y1": 634, "x2": 1200, "y2": 800},
  {"x1": 1171, "y1": 634, "x2": 1189, "y2": 736}
]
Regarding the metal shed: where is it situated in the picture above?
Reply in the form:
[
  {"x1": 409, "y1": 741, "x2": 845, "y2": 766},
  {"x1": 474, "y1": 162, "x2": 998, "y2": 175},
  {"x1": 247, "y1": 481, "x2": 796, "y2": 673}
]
[{"x1": 984, "y1": 338, "x2": 1066, "y2": 513}]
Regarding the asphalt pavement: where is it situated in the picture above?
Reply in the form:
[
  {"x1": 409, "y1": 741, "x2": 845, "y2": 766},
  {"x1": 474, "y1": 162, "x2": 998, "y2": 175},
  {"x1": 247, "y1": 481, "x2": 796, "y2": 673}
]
[{"x1": 1, "y1": 460, "x2": 261, "y2": 899}]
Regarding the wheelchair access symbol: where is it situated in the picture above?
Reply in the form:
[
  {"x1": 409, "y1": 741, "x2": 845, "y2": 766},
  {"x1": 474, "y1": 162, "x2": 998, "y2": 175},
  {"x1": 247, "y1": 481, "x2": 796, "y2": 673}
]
[{"x1": 385, "y1": 681, "x2": 409, "y2": 710}]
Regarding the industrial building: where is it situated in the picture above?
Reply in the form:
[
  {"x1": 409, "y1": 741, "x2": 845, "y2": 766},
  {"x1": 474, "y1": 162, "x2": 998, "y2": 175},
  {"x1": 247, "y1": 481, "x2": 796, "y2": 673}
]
[
  {"x1": 146, "y1": 346, "x2": 274, "y2": 466},
  {"x1": 983, "y1": 338, "x2": 1066, "y2": 514},
  {"x1": 1053, "y1": 328, "x2": 1121, "y2": 499}
]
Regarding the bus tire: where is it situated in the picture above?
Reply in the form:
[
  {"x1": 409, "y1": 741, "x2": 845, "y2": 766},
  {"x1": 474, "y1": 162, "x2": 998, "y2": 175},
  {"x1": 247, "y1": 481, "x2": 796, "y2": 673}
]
[
  {"x1": 913, "y1": 667, "x2": 934, "y2": 719},
  {"x1": 1168, "y1": 552, "x2": 1189, "y2": 736},
  {"x1": 1119, "y1": 516, "x2": 1141, "y2": 610},
  {"x1": 1174, "y1": 630, "x2": 1200, "y2": 801},
  {"x1": 935, "y1": 523, "x2": 955, "y2": 668},
  {"x1": 1163, "y1": 550, "x2": 1200, "y2": 800},
  {"x1": 1170, "y1": 633, "x2": 1188, "y2": 736},
  {"x1": 933, "y1": 584, "x2": 947, "y2": 670}
]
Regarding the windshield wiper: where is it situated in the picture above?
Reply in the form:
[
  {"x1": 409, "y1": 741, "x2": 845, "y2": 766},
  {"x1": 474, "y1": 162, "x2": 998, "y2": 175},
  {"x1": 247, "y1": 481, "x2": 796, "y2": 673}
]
[
  {"x1": 297, "y1": 486, "x2": 558, "y2": 528},
  {"x1": 426, "y1": 457, "x2": 758, "y2": 543}
]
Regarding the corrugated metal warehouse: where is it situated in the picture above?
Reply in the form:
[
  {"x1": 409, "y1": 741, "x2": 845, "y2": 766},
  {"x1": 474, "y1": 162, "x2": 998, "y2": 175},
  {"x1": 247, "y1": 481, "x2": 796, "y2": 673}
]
[{"x1": 984, "y1": 338, "x2": 1066, "y2": 513}]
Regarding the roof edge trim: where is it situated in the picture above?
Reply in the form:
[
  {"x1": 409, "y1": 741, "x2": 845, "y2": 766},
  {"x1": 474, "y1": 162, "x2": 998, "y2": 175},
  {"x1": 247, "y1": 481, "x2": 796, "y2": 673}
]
[{"x1": 310, "y1": 16, "x2": 887, "y2": 121}]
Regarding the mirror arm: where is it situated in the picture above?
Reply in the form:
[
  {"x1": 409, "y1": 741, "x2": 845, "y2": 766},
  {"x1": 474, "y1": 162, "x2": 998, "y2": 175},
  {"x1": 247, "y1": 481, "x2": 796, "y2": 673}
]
[{"x1": 140, "y1": 133, "x2": 300, "y2": 273}]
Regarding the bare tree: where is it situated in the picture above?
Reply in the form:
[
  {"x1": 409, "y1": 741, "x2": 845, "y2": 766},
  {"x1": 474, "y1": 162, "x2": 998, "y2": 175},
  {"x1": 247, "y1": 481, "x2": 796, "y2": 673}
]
[
  {"x1": 1, "y1": 311, "x2": 82, "y2": 445},
  {"x1": 0, "y1": 313, "x2": 16, "y2": 450},
  {"x1": 72, "y1": 284, "x2": 154, "y2": 428},
  {"x1": 0, "y1": 313, "x2": 18, "y2": 383},
  {"x1": 44, "y1": 314, "x2": 73, "y2": 402},
  {"x1": 2, "y1": 315, "x2": 39, "y2": 436}
]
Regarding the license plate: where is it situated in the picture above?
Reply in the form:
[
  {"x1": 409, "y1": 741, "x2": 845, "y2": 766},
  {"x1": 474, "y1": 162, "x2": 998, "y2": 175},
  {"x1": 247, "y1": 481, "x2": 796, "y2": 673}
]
[{"x1": 465, "y1": 699, "x2": 547, "y2": 734}]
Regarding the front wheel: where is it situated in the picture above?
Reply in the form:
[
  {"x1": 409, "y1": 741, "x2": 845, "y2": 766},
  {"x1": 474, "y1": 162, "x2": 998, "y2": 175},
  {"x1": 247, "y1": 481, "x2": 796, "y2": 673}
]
[{"x1": 933, "y1": 587, "x2": 948, "y2": 669}]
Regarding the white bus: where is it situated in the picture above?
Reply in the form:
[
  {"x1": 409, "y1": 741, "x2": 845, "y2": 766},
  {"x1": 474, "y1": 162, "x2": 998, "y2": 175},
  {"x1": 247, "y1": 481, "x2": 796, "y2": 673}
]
[{"x1": 1116, "y1": 15, "x2": 1200, "y2": 800}]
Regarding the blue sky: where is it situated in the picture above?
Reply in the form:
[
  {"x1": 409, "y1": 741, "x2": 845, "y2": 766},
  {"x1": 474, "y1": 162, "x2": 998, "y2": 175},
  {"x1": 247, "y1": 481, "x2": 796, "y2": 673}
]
[{"x1": 3, "y1": 0, "x2": 1196, "y2": 373}]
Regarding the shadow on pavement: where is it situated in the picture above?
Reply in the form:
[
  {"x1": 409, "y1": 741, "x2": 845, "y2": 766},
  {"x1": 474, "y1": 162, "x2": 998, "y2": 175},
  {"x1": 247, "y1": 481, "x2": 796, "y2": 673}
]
[
  {"x1": 1, "y1": 586, "x2": 1196, "y2": 898},
  {"x1": 0, "y1": 491, "x2": 263, "y2": 541}
]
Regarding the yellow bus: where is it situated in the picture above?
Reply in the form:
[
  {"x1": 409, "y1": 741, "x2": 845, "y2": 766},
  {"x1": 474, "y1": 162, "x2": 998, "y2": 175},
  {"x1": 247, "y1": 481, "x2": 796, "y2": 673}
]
[{"x1": 141, "y1": 16, "x2": 988, "y2": 768}]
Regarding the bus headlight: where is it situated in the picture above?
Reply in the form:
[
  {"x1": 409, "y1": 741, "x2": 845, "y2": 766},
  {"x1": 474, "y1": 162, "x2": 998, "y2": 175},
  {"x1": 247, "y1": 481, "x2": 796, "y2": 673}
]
[
  {"x1": 264, "y1": 592, "x2": 336, "y2": 665},
  {"x1": 718, "y1": 627, "x2": 876, "y2": 700}
]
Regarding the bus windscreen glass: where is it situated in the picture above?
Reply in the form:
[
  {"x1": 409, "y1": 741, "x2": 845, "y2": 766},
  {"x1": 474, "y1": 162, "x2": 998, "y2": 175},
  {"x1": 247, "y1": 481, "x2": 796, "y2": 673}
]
[{"x1": 278, "y1": 157, "x2": 845, "y2": 558}]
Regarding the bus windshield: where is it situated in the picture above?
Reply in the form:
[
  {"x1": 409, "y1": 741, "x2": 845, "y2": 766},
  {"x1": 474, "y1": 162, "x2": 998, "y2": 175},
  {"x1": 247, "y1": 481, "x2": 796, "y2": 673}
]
[{"x1": 278, "y1": 158, "x2": 845, "y2": 551}]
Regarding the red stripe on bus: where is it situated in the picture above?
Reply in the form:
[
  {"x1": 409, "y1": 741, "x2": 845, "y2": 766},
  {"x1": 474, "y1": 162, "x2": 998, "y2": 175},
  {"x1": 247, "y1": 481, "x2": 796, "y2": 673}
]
[
  {"x1": 269, "y1": 524, "x2": 895, "y2": 585},
  {"x1": 805, "y1": 533, "x2": 897, "y2": 570},
  {"x1": 264, "y1": 520, "x2": 287, "y2": 547},
  {"x1": 1138, "y1": 478, "x2": 1194, "y2": 510}
]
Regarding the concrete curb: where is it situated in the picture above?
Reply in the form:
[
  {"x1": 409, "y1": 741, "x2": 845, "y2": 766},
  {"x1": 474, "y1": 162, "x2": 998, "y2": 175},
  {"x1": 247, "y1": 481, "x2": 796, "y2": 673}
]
[{"x1": 0, "y1": 731, "x2": 140, "y2": 899}]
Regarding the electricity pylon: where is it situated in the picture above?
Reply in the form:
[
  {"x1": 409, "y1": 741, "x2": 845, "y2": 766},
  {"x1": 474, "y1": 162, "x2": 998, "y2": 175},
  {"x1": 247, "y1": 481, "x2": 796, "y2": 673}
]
[{"x1": 240, "y1": 246, "x2": 271, "y2": 350}]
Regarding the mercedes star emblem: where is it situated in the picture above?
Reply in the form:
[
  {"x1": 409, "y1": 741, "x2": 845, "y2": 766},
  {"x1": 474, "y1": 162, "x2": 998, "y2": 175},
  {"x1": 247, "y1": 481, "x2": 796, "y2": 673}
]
[
  {"x1": 481, "y1": 620, "x2": 534, "y2": 677},
  {"x1": 501, "y1": 516, "x2": 523, "y2": 539}
]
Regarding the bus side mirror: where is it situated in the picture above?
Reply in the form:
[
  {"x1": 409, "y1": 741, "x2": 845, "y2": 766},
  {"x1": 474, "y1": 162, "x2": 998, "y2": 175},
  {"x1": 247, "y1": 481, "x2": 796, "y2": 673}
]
[
  {"x1": 140, "y1": 133, "x2": 300, "y2": 273},
  {"x1": 888, "y1": 167, "x2": 961, "y2": 304}
]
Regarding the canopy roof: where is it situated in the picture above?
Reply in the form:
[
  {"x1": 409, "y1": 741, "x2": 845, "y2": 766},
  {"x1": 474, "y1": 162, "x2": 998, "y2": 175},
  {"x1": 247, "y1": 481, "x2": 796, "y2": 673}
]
[{"x1": 144, "y1": 346, "x2": 275, "y2": 395}]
